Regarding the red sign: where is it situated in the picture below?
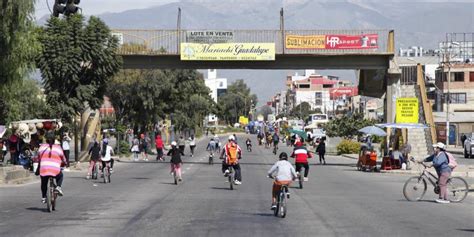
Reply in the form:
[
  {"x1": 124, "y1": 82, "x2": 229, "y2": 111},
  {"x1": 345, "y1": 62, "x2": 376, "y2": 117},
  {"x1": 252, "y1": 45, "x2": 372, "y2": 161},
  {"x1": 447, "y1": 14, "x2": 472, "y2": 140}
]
[
  {"x1": 329, "y1": 87, "x2": 358, "y2": 99},
  {"x1": 325, "y1": 34, "x2": 378, "y2": 49}
]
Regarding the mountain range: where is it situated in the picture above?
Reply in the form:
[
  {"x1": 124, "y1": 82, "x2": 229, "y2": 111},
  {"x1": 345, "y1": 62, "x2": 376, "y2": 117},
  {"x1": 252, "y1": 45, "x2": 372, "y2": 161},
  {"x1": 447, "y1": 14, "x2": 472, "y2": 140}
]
[{"x1": 37, "y1": 0, "x2": 474, "y2": 104}]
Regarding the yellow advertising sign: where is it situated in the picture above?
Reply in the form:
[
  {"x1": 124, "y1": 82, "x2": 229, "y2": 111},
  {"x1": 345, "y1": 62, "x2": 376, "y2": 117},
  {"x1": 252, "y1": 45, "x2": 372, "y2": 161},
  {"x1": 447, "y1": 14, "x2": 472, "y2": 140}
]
[
  {"x1": 396, "y1": 98, "x2": 419, "y2": 123},
  {"x1": 285, "y1": 35, "x2": 325, "y2": 49},
  {"x1": 180, "y1": 43, "x2": 275, "y2": 61},
  {"x1": 239, "y1": 116, "x2": 249, "y2": 125}
]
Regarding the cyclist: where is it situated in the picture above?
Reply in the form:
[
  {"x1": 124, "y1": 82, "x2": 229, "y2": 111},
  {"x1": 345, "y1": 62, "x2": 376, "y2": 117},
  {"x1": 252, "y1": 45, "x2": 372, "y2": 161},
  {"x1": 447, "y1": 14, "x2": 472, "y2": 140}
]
[
  {"x1": 101, "y1": 139, "x2": 114, "y2": 176},
  {"x1": 423, "y1": 142, "x2": 452, "y2": 204},
  {"x1": 36, "y1": 132, "x2": 67, "y2": 203},
  {"x1": 167, "y1": 141, "x2": 183, "y2": 181},
  {"x1": 220, "y1": 135, "x2": 242, "y2": 185},
  {"x1": 245, "y1": 138, "x2": 252, "y2": 151},
  {"x1": 214, "y1": 135, "x2": 221, "y2": 153},
  {"x1": 272, "y1": 133, "x2": 280, "y2": 151},
  {"x1": 268, "y1": 152, "x2": 297, "y2": 210},
  {"x1": 207, "y1": 138, "x2": 217, "y2": 160},
  {"x1": 290, "y1": 140, "x2": 312, "y2": 181},
  {"x1": 101, "y1": 137, "x2": 115, "y2": 172},
  {"x1": 86, "y1": 141, "x2": 101, "y2": 179}
]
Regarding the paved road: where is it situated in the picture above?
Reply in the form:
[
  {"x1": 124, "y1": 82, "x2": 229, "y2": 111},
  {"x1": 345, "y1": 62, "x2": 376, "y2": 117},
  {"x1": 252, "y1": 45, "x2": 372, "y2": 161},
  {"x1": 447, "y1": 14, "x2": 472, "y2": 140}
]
[{"x1": 0, "y1": 135, "x2": 473, "y2": 237}]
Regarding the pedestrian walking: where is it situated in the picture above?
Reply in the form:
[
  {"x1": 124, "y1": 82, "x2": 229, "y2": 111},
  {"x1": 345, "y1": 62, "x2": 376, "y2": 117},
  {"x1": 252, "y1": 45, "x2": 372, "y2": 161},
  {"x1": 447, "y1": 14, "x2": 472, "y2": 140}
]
[
  {"x1": 461, "y1": 134, "x2": 467, "y2": 148},
  {"x1": 155, "y1": 133, "x2": 164, "y2": 161},
  {"x1": 62, "y1": 133, "x2": 71, "y2": 169},
  {"x1": 140, "y1": 133, "x2": 149, "y2": 161},
  {"x1": 316, "y1": 137, "x2": 326, "y2": 165},
  {"x1": 178, "y1": 136, "x2": 186, "y2": 156},
  {"x1": 189, "y1": 135, "x2": 196, "y2": 157},
  {"x1": 131, "y1": 136, "x2": 140, "y2": 161}
]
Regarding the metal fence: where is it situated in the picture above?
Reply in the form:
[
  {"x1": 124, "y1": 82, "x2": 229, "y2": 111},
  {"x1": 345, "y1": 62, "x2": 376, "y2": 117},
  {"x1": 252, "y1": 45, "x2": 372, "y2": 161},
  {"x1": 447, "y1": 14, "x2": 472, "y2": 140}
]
[{"x1": 112, "y1": 29, "x2": 392, "y2": 55}]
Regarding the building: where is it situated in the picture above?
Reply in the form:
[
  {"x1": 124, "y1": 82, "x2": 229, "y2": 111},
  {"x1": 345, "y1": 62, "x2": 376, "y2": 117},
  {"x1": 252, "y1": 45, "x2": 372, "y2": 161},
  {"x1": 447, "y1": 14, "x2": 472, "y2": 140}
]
[
  {"x1": 204, "y1": 69, "x2": 227, "y2": 123},
  {"x1": 432, "y1": 33, "x2": 474, "y2": 145}
]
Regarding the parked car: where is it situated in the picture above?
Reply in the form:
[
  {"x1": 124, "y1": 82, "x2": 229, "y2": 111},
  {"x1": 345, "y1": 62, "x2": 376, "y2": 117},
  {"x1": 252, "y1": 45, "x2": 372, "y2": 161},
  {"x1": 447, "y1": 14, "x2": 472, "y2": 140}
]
[{"x1": 464, "y1": 133, "x2": 474, "y2": 158}]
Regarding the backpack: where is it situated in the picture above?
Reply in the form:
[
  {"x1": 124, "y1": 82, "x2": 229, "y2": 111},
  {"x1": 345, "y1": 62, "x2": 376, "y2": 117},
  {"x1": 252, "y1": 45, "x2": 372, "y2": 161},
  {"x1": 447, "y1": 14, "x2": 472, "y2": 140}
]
[
  {"x1": 227, "y1": 143, "x2": 239, "y2": 164},
  {"x1": 444, "y1": 152, "x2": 458, "y2": 170}
]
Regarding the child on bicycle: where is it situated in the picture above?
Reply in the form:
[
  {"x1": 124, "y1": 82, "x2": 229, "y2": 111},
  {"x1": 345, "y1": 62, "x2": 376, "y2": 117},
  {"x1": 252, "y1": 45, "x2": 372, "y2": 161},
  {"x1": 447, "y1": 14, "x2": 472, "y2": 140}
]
[
  {"x1": 86, "y1": 141, "x2": 101, "y2": 179},
  {"x1": 245, "y1": 138, "x2": 252, "y2": 151},
  {"x1": 167, "y1": 141, "x2": 183, "y2": 181},
  {"x1": 267, "y1": 152, "x2": 297, "y2": 210},
  {"x1": 101, "y1": 140, "x2": 114, "y2": 176}
]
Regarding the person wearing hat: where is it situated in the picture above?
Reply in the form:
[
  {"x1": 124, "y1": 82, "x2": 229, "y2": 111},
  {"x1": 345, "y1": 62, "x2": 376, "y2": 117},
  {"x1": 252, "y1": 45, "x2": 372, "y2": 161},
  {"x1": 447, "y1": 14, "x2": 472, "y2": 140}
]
[
  {"x1": 423, "y1": 142, "x2": 452, "y2": 204},
  {"x1": 267, "y1": 152, "x2": 297, "y2": 210}
]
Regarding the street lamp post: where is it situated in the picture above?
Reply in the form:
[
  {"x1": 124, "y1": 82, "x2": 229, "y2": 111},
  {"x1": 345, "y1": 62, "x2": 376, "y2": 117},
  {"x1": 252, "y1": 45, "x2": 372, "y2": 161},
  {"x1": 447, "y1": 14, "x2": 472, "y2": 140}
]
[{"x1": 444, "y1": 41, "x2": 460, "y2": 146}]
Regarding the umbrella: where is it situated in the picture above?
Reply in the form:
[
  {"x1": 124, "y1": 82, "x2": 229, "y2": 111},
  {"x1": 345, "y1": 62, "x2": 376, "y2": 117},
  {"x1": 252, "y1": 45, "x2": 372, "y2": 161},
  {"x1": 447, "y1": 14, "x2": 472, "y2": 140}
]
[
  {"x1": 289, "y1": 129, "x2": 307, "y2": 140},
  {"x1": 358, "y1": 126, "x2": 387, "y2": 136}
]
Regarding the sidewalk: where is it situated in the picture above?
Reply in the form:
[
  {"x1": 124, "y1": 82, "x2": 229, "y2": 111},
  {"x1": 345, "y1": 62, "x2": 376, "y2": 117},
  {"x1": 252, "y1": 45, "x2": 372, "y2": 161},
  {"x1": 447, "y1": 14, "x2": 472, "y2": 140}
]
[
  {"x1": 446, "y1": 146, "x2": 463, "y2": 155},
  {"x1": 341, "y1": 153, "x2": 474, "y2": 178}
]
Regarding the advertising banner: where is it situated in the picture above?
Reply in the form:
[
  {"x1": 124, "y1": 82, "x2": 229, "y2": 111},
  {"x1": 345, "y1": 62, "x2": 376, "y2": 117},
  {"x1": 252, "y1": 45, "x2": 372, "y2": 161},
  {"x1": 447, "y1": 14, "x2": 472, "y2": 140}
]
[
  {"x1": 186, "y1": 31, "x2": 234, "y2": 43},
  {"x1": 325, "y1": 34, "x2": 378, "y2": 49},
  {"x1": 285, "y1": 35, "x2": 325, "y2": 49},
  {"x1": 396, "y1": 98, "x2": 419, "y2": 123},
  {"x1": 329, "y1": 87, "x2": 358, "y2": 99},
  {"x1": 181, "y1": 43, "x2": 275, "y2": 61},
  {"x1": 239, "y1": 116, "x2": 249, "y2": 125}
]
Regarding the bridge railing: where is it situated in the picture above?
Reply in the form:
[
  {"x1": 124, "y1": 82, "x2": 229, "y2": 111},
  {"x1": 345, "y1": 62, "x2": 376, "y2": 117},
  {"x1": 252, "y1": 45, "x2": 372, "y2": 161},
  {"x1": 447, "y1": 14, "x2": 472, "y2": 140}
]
[{"x1": 112, "y1": 29, "x2": 393, "y2": 55}]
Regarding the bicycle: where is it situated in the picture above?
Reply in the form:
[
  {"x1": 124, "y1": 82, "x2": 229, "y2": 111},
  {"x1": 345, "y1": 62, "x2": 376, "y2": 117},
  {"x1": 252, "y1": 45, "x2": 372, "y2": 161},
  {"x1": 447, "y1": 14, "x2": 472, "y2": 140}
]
[
  {"x1": 271, "y1": 180, "x2": 289, "y2": 218},
  {"x1": 103, "y1": 161, "x2": 111, "y2": 183},
  {"x1": 296, "y1": 171, "x2": 303, "y2": 189},
  {"x1": 227, "y1": 166, "x2": 235, "y2": 190},
  {"x1": 208, "y1": 152, "x2": 214, "y2": 165},
  {"x1": 272, "y1": 144, "x2": 278, "y2": 155},
  {"x1": 91, "y1": 162, "x2": 99, "y2": 180},
  {"x1": 46, "y1": 177, "x2": 59, "y2": 212},
  {"x1": 403, "y1": 158, "x2": 469, "y2": 202},
  {"x1": 247, "y1": 144, "x2": 252, "y2": 152}
]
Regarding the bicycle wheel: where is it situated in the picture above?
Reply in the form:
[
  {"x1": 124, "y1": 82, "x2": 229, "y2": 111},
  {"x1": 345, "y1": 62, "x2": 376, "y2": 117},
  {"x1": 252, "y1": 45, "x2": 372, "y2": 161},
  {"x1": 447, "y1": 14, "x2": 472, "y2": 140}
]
[
  {"x1": 92, "y1": 164, "x2": 98, "y2": 179},
  {"x1": 274, "y1": 191, "x2": 280, "y2": 217},
  {"x1": 107, "y1": 167, "x2": 111, "y2": 183},
  {"x1": 174, "y1": 172, "x2": 178, "y2": 185},
  {"x1": 447, "y1": 177, "x2": 469, "y2": 203},
  {"x1": 229, "y1": 169, "x2": 234, "y2": 190},
  {"x1": 103, "y1": 167, "x2": 109, "y2": 183},
  {"x1": 403, "y1": 176, "x2": 427, "y2": 201},
  {"x1": 279, "y1": 191, "x2": 286, "y2": 218},
  {"x1": 52, "y1": 190, "x2": 57, "y2": 211},
  {"x1": 299, "y1": 174, "x2": 303, "y2": 189},
  {"x1": 47, "y1": 180, "x2": 53, "y2": 212}
]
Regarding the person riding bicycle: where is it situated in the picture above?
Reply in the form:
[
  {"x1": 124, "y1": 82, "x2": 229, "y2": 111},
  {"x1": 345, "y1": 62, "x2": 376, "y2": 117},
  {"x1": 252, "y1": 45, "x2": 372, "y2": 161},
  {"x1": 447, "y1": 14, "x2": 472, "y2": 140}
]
[
  {"x1": 272, "y1": 133, "x2": 280, "y2": 149},
  {"x1": 167, "y1": 141, "x2": 183, "y2": 181},
  {"x1": 214, "y1": 135, "x2": 221, "y2": 152},
  {"x1": 101, "y1": 139, "x2": 114, "y2": 176},
  {"x1": 207, "y1": 138, "x2": 217, "y2": 156},
  {"x1": 86, "y1": 141, "x2": 101, "y2": 179},
  {"x1": 245, "y1": 138, "x2": 252, "y2": 151},
  {"x1": 423, "y1": 142, "x2": 452, "y2": 204},
  {"x1": 36, "y1": 132, "x2": 67, "y2": 203},
  {"x1": 101, "y1": 137, "x2": 115, "y2": 172},
  {"x1": 268, "y1": 152, "x2": 297, "y2": 210},
  {"x1": 220, "y1": 135, "x2": 242, "y2": 185},
  {"x1": 290, "y1": 140, "x2": 312, "y2": 181}
]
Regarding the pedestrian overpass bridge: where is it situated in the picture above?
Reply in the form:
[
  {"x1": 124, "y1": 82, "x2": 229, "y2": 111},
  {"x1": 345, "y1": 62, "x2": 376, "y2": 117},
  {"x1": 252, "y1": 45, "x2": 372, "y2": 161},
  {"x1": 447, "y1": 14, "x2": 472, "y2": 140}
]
[{"x1": 113, "y1": 28, "x2": 399, "y2": 104}]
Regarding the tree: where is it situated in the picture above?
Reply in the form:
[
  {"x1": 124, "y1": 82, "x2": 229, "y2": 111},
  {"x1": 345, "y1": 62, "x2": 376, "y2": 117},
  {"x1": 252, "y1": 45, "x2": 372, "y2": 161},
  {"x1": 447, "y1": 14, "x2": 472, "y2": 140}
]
[
  {"x1": 218, "y1": 79, "x2": 257, "y2": 124},
  {"x1": 37, "y1": 15, "x2": 122, "y2": 122},
  {"x1": 0, "y1": 0, "x2": 39, "y2": 85},
  {"x1": 107, "y1": 69, "x2": 215, "y2": 134},
  {"x1": 0, "y1": 78, "x2": 51, "y2": 124},
  {"x1": 290, "y1": 102, "x2": 313, "y2": 121},
  {"x1": 323, "y1": 113, "x2": 376, "y2": 139}
]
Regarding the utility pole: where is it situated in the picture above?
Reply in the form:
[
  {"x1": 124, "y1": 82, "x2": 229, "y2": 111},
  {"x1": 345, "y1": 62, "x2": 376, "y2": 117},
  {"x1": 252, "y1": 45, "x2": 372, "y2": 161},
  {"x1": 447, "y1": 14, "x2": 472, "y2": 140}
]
[
  {"x1": 177, "y1": 8, "x2": 182, "y2": 53},
  {"x1": 446, "y1": 63, "x2": 451, "y2": 146}
]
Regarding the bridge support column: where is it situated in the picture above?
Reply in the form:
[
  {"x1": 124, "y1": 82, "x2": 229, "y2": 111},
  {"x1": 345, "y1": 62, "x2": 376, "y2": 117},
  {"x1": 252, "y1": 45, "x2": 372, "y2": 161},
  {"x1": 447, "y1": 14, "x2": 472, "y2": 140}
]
[{"x1": 385, "y1": 58, "x2": 401, "y2": 124}]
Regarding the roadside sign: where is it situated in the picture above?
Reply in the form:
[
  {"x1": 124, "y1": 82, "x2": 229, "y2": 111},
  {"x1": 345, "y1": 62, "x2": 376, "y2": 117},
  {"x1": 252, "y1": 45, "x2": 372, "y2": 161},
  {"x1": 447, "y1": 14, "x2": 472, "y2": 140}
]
[{"x1": 396, "y1": 98, "x2": 419, "y2": 123}]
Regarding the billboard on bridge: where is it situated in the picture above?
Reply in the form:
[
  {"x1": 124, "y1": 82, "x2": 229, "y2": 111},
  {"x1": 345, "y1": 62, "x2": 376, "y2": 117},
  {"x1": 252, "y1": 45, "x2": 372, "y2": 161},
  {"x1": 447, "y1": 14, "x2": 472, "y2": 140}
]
[
  {"x1": 180, "y1": 43, "x2": 275, "y2": 61},
  {"x1": 285, "y1": 34, "x2": 378, "y2": 50}
]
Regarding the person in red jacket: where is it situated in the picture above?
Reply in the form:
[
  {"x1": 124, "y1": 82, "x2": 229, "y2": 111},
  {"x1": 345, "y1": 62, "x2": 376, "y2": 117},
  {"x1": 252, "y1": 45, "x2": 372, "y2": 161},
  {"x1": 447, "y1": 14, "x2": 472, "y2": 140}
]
[
  {"x1": 290, "y1": 140, "x2": 312, "y2": 181},
  {"x1": 155, "y1": 133, "x2": 164, "y2": 161}
]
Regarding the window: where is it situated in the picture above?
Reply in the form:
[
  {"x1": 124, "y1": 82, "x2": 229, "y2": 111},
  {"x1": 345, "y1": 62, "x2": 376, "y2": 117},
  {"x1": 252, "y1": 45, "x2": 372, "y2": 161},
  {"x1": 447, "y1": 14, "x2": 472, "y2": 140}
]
[
  {"x1": 315, "y1": 92, "x2": 322, "y2": 106},
  {"x1": 323, "y1": 84, "x2": 333, "y2": 88},
  {"x1": 454, "y1": 72, "x2": 464, "y2": 82},
  {"x1": 445, "y1": 93, "x2": 467, "y2": 104},
  {"x1": 219, "y1": 82, "x2": 224, "y2": 87},
  {"x1": 299, "y1": 84, "x2": 310, "y2": 89},
  {"x1": 470, "y1": 72, "x2": 474, "y2": 82}
]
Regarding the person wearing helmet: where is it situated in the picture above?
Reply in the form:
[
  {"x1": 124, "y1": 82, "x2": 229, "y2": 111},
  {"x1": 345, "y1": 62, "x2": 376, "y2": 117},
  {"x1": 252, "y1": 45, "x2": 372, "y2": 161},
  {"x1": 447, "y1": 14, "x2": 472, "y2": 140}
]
[
  {"x1": 206, "y1": 138, "x2": 217, "y2": 155},
  {"x1": 291, "y1": 138, "x2": 312, "y2": 182},
  {"x1": 213, "y1": 135, "x2": 221, "y2": 153},
  {"x1": 101, "y1": 139, "x2": 115, "y2": 175},
  {"x1": 220, "y1": 135, "x2": 242, "y2": 185},
  {"x1": 36, "y1": 132, "x2": 68, "y2": 203},
  {"x1": 167, "y1": 141, "x2": 183, "y2": 181},
  {"x1": 268, "y1": 152, "x2": 297, "y2": 210}
]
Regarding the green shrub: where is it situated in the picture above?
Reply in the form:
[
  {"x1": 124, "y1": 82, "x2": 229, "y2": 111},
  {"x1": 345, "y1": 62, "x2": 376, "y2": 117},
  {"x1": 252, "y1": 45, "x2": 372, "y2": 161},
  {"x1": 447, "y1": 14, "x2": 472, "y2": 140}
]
[
  {"x1": 116, "y1": 140, "x2": 131, "y2": 155},
  {"x1": 336, "y1": 139, "x2": 360, "y2": 154}
]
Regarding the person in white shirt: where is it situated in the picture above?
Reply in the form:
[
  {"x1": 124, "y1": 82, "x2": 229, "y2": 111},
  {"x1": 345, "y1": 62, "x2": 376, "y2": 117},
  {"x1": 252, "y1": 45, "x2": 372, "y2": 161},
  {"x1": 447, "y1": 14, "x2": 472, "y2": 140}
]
[
  {"x1": 267, "y1": 152, "x2": 297, "y2": 210},
  {"x1": 189, "y1": 135, "x2": 196, "y2": 157},
  {"x1": 101, "y1": 140, "x2": 114, "y2": 174},
  {"x1": 62, "y1": 133, "x2": 71, "y2": 168}
]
